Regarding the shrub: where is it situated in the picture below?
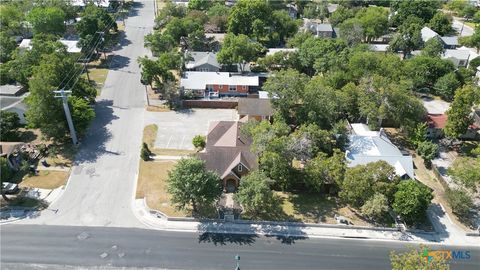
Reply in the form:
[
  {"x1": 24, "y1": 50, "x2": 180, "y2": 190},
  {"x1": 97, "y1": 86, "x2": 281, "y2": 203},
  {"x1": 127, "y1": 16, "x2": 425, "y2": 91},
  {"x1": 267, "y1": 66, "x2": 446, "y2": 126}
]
[
  {"x1": 393, "y1": 180, "x2": 433, "y2": 224},
  {"x1": 445, "y1": 188, "x2": 473, "y2": 217},
  {"x1": 361, "y1": 193, "x2": 389, "y2": 221},
  {"x1": 140, "y1": 142, "x2": 152, "y2": 161},
  {"x1": 192, "y1": 135, "x2": 206, "y2": 150}
]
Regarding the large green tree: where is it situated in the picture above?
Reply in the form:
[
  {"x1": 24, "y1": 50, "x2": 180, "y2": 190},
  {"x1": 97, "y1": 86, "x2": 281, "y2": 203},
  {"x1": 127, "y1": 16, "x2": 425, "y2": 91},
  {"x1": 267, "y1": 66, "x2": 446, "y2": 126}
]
[
  {"x1": 393, "y1": 180, "x2": 433, "y2": 224},
  {"x1": 421, "y1": 37, "x2": 445, "y2": 57},
  {"x1": 234, "y1": 170, "x2": 276, "y2": 218},
  {"x1": 434, "y1": 72, "x2": 461, "y2": 101},
  {"x1": 390, "y1": 0, "x2": 441, "y2": 26},
  {"x1": 217, "y1": 34, "x2": 263, "y2": 72},
  {"x1": 167, "y1": 157, "x2": 222, "y2": 214},
  {"x1": 428, "y1": 12, "x2": 453, "y2": 36},
  {"x1": 76, "y1": 4, "x2": 117, "y2": 53},
  {"x1": 27, "y1": 6, "x2": 66, "y2": 35},
  {"x1": 388, "y1": 17, "x2": 424, "y2": 59},
  {"x1": 25, "y1": 51, "x2": 95, "y2": 140},
  {"x1": 262, "y1": 69, "x2": 309, "y2": 124},
  {"x1": 0, "y1": 111, "x2": 20, "y2": 141},
  {"x1": 449, "y1": 157, "x2": 480, "y2": 192},
  {"x1": 403, "y1": 56, "x2": 455, "y2": 90},
  {"x1": 444, "y1": 85, "x2": 477, "y2": 138},
  {"x1": 0, "y1": 32, "x2": 17, "y2": 63},
  {"x1": 305, "y1": 150, "x2": 346, "y2": 193},
  {"x1": 356, "y1": 6, "x2": 389, "y2": 42},
  {"x1": 340, "y1": 161, "x2": 399, "y2": 208}
]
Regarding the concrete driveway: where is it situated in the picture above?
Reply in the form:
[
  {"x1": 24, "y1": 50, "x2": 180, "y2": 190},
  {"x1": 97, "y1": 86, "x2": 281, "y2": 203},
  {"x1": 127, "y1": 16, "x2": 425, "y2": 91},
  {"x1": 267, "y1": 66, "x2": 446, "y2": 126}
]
[{"x1": 145, "y1": 109, "x2": 238, "y2": 150}]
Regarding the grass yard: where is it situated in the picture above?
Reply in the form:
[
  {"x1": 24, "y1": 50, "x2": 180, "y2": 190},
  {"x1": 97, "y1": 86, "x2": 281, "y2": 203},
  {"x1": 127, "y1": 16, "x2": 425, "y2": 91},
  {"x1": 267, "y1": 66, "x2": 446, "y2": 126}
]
[
  {"x1": 143, "y1": 124, "x2": 159, "y2": 148},
  {"x1": 136, "y1": 160, "x2": 188, "y2": 217},
  {"x1": 153, "y1": 148, "x2": 196, "y2": 156},
  {"x1": 254, "y1": 192, "x2": 375, "y2": 226},
  {"x1": 413, "y1": 156, "x2": 473, "y2": 231},
  {"x1": 19, "y1": 171, "x2": 69, "y2": 190},
  {"x1": 85, "y1": 68, "x2": 109, "y2": 95}
]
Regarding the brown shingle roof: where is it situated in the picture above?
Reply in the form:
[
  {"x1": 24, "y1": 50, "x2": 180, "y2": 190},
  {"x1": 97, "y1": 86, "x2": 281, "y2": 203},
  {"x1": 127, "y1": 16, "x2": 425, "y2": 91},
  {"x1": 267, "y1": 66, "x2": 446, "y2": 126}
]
[{"x1": 199, "y1": 121, "x2": 257, "y2": 179}]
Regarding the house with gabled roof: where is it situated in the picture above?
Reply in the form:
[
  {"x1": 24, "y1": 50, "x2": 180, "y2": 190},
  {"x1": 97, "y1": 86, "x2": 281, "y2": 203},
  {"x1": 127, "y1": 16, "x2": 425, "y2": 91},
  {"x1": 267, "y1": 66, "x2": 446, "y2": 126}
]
[
  {"x1": 345, "y1": 123, "x2": 414, "y2": 179},
  {"x1": 198, "y1": 119, "x2": 257, "y2": 193},
  {"x1": 185, "y1": 51, "x2": 221, "y2": 72}
]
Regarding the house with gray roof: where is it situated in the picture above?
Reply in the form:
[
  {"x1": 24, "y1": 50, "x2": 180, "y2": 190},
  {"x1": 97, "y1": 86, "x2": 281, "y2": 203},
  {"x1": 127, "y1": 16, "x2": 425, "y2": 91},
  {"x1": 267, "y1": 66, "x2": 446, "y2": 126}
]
[
  {"x1": 237, "y1": 98, "x2": 273, "y2": 121},
  {"x1": 303, "y1": 19, "x2": 335, "y2": 38},
  {"x1": 185, "y1": 51, "x2": 221, "y2": 72},
  {"x1": 440, "y1": 36, "x2": 459, "y2": 49},
  {"x1": 421, "y1": 26, "x2": 439, "y2": 42},
  {"x1": 345, "y1": 123, "x2": 414, "y2": 179},
  {"x1": 198, "y1": 119, "x2": 257, "y2": 193},
  {"x1": 442, "y1": 47, "x2": 479, "y2": 67}
]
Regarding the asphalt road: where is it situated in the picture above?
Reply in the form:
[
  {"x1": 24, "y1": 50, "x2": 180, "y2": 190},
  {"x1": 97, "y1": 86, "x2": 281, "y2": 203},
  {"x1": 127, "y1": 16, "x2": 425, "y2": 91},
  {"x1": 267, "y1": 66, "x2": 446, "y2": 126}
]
[
  {"x1": 2, "y1": 225, "x2": 479, "y2": 270},
  {"x1": 19, "y1": 0, "x2": 154, "y2": 227},
  {"x1": 452, "y1": 17, "x2": 474, "y2": 37}
]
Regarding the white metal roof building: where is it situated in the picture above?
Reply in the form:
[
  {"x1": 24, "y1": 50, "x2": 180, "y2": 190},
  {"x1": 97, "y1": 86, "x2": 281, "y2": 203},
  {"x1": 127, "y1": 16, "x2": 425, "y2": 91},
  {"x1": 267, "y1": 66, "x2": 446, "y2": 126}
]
[
  {"x1": 346, "y1": 123, "x2": 414, "y2": 179},
  {"x1": 180, "y1": 72, "x2": 259, "y2": 90},
  {"x1": 19, "y1": 39, "x2": 81, "y2": 53},
  {"x1": 266, "y1": 48, "x2": 298, "y2": 56}
]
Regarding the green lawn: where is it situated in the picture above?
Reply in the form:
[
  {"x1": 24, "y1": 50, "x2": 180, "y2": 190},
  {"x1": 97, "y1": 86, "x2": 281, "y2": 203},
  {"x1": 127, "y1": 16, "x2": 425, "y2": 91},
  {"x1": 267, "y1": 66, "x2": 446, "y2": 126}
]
[{"x1": 85, "y1": 68, "x2": 109, "y2": 95}]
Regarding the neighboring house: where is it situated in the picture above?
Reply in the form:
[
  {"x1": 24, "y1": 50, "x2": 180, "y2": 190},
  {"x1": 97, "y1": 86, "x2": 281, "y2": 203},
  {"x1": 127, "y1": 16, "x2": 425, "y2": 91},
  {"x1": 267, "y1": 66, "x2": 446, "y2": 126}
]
[
  {"x1": 345, "y1": 123, "x2": 414, "y2": 179},
  {"x1": 237, "y1": 98, "x2": 273, "y2": 121},
  {"x1": 198, "y1": 119, "x2": 257, "y2": 193},
  {"x1": 427, "y1": 113, "x2": 480, "y2": 140},
  {"x1": 420, "y1": 27, "x2": 458, "y2": 49},
  {"x1": 266, "y1": 48, "x2": 298, "y2": 56},
  {"x1": 440, "y1": 36, "x2": 459, "y2": 49},
  {"x1": 442, "y1": 48, "x2": 479, "y2": 68},
  {"x1": 180, "y1": 71, "x2": 260, "y2": 98},
  {"x1": 426, "y1": 114, "x2": 447, "y2": 139},
  {"x1": 185, "y1": 51, "x2": 221, "y2": 72},
  {"x1": 19, "y1": 38, "x2": 81, "y2": 53},
  {"x1": 303, "y1": 20, "x2": 335, "y2": 38},
  {"x1": 421, "y1": 26, "x2": 439, "y2": 42},
  {"x1": 1, "y1": 87, "x2": 28, "y2": 124},
  {"x1": 0, "y1": 142, "x2": 26, "y2": 171},
  {"x1": 0, "y1": 85, "x2": 25, "y2": 97}
]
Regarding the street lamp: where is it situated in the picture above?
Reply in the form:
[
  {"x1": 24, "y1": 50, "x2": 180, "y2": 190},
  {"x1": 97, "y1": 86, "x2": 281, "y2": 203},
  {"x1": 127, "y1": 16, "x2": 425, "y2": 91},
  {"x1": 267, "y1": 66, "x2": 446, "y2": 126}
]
[{"x1": 235, "y1": 254, "x2": 240, "y2": 270}]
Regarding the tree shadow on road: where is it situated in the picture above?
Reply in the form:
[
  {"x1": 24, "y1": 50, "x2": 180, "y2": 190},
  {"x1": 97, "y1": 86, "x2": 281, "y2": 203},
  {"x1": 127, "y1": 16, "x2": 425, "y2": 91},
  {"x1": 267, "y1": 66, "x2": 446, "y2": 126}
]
[
  {"x1": 197, "y1": 220, "x2": 308, "y2": 246},
  {"x1": 74, "y1": 100, "x2": 119, "y2": 164}
]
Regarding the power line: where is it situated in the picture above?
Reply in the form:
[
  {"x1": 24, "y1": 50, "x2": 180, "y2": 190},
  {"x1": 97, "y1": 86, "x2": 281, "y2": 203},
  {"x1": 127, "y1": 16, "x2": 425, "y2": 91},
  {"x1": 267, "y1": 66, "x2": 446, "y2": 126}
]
[{"x1": 56, "y1": 7, "x2": 122, "y2": 91}]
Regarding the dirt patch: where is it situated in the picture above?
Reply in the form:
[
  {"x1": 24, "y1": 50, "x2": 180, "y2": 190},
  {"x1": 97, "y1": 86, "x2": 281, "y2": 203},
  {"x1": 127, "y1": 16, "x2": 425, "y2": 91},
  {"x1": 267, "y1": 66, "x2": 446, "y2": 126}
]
[
  {"x1": 19, "y1": 171, "x2": 69, "y2": 189},
  {"x1": 146, "y1": 105, "x2": 171, "y2": 112},
  {"x1": 143, "y1": 124, "x2": 158, "y2": 148},
  {"x1": 414, "y1": 156, "x2": 474, "y2": 231}
]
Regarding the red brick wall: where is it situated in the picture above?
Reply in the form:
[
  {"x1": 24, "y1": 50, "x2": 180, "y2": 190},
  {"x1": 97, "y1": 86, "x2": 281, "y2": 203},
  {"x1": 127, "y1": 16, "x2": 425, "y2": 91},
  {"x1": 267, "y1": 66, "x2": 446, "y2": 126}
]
[{"x1": 183, "y1": 100, "x2": 238, "y2": 109}]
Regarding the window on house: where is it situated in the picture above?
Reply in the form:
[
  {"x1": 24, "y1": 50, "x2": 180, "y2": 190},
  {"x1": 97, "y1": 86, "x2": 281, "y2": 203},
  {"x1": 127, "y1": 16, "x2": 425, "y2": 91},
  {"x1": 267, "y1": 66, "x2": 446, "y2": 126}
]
[
  {"x1": 459, "y1": 60, "x2": 466, "y2": 66},
  {"x1": 238, "y1": 164, "x2": 243, "y2": 172},
  {"x1": 229, "y1": 85, "x2": 237, "y2": 91}
]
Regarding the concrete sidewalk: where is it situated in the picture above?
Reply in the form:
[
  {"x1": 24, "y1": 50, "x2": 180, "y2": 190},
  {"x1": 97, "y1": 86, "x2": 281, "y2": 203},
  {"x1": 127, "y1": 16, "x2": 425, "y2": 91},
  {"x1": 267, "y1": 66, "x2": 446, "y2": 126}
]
[{"x1": 133, "y1": 199, "x2": 479, "y2": 246}]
